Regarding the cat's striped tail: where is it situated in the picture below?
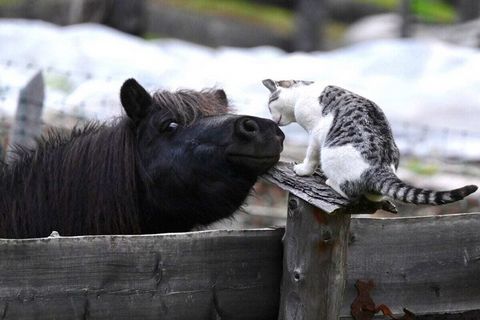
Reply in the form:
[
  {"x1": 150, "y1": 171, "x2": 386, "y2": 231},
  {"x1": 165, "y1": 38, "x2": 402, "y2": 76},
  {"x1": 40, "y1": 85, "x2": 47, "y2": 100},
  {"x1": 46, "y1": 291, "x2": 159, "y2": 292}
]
[{"x1": 367, "y1": 168, "x2": 478, "y2": 205}]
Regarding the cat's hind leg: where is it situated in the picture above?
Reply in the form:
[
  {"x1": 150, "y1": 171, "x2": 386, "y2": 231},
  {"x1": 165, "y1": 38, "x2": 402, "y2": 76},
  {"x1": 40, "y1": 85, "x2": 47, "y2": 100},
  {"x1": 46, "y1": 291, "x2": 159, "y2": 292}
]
[
  {"x1": 321, "y1": 145, "x2": 370, "y2": 199},
  {"x1": 325, "y1": 178, "x2": 348, "y2": 198},
  {"x1": 294, "y1": 135, "x2": 320, "y2": 176}
]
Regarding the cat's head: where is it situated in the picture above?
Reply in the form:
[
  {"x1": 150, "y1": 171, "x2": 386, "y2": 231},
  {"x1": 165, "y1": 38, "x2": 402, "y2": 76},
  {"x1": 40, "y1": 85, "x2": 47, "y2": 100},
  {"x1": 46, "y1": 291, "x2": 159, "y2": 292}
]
[{"x1": 262, "y1": 79, "x2": 314, "y2": 126}]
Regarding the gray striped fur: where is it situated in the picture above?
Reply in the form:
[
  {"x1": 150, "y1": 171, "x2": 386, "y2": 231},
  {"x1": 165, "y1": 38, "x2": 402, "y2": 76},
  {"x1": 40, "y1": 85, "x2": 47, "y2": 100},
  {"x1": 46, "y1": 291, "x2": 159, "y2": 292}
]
[
  {"x1": 323, "y1": 85, "x2": 478, "y2": 205},
  {"x1": 362, "y1": 167, "x2": 477, "y2": 205}
]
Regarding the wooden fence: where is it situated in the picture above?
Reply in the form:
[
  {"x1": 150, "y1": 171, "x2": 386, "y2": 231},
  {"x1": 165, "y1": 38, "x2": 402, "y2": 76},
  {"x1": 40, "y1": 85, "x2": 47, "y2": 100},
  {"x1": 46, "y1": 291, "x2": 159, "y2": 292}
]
[
  {"x1": 0, "y1": 161, "x2": 479, "y2": 319},
  {"x1": 0, "y1": 229, "x2": 283, "y2": 319}
]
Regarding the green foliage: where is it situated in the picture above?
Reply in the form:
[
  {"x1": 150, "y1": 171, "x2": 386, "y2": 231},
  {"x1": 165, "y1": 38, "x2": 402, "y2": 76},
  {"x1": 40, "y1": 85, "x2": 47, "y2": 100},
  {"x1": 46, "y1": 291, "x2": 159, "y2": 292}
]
[
  {"x1": 356, "y1": 0, "x2": 398, "y2": 10},
  {"x1": 411, "y1": 0, "x2": 455, "y2": 23},
  {"x1": 143, "y1": 32, "x2": 165, "y2": 40},
  {"x1": 356, "y1": 0, "x2": 455, "y2": 23},
  {"x1": 160, "y1": 0, "x2": 293, "y2": 33},
  {"x1": 0, "y1": 0, "x2": 17, "y2": 5},
  {"x1": 405, "y1": 159, "x2": 439, "y2": 176}
]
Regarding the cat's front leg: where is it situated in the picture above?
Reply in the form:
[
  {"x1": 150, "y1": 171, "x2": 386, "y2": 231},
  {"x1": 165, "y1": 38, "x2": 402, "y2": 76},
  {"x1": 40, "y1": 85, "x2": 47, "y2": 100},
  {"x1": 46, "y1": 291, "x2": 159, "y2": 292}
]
[{"x1": 294, "y1": 135, "x2": 320, "y2": 176}]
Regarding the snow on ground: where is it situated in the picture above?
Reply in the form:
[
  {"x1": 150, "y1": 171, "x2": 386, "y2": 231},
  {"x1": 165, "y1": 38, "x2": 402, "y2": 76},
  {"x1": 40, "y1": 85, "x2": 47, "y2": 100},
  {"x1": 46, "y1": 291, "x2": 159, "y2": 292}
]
[{"x1": 1, "y1": 19, "x2": 480, "y2": 160}]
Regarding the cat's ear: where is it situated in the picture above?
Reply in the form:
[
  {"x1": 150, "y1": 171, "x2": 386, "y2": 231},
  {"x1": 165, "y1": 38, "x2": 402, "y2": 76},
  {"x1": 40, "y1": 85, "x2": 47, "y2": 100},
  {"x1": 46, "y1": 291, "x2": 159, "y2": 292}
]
[
  {"x1": 262, "y1": 79, "x2": 277, "y2": 93},
  {"x1": 120, "y1": 78, "x2": 153, "y2": 123}
]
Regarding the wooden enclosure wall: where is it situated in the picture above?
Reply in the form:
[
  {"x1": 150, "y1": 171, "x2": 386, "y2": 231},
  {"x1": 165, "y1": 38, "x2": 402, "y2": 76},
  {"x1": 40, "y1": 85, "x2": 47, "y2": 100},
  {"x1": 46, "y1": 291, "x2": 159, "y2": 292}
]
[
  {"x1": 342, "y1": 212, "x2": 480, "y2": 318},
  {"x1": 0, "y1": 229, "x2": 283, "y2": 319},
  {"x1": 1, "y1": 213, "x2": 480, "y2": 319}
]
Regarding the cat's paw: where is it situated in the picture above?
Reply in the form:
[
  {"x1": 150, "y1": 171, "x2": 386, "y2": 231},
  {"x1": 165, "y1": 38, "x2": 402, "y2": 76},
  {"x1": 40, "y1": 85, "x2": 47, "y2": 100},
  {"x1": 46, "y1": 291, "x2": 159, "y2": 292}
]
[{"x1": 293, "y1": 163, "x2": 316, "y2": 176}]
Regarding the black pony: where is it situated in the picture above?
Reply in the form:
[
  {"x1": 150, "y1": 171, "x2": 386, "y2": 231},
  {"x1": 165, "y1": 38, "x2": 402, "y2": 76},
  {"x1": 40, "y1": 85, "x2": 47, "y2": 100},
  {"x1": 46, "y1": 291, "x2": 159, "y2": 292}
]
[{"x1": 0, "y1": 79, "x2": 284, "y2": 238}]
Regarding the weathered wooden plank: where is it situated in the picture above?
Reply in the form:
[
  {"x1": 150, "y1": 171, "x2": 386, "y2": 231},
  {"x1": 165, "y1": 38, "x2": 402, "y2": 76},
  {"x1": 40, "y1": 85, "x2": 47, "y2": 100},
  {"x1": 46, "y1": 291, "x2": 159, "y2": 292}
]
[
  {"x1": 6, "y1": 71, "x2": 44, "y2": 162},
  {"x1": 341, "y1": 212, "x2": 480, "y2": 318},
  {"x1": 0, "y1": 229, "x2": 283, "y2": 319},
  {"x1": 279, "y1": 195, "x2": 351, "y2": 319},
  {"x1": 263, "y1": 161, "x2": 396, "y2": 215}
]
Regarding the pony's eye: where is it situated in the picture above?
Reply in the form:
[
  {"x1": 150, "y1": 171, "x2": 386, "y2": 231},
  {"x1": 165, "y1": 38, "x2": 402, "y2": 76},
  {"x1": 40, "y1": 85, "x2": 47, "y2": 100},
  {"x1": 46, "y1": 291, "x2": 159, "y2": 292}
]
[{"x1": 165, "y1": 122, "x2": 178, "y2": 132}]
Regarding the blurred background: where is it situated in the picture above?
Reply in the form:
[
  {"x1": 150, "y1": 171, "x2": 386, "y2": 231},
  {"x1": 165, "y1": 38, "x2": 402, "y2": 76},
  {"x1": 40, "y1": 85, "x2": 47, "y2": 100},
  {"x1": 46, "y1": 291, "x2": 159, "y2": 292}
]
[{"x1": 0, "y1": 0, "x2": 479, "y2": 228}]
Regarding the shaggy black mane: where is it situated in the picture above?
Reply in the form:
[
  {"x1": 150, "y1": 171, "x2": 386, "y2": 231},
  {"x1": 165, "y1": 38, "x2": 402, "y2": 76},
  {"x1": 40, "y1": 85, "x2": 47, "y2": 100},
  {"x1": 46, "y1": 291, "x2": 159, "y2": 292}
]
[
  {"x1": 0, "y1": 88, "x2": 229, "y2": 238},
  {"x1": 0, "y1": 119, "x2": 140, "y2": 238},
  {"x1": 151, "y1": 89, "x2": 230, "y2": 125}
]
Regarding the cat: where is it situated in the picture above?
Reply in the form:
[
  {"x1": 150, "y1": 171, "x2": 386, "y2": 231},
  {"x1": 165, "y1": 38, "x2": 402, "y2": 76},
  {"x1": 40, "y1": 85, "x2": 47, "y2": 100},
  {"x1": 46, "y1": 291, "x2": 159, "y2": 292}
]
[{"x1": 262, "y1": 79, "x2": 478, "y2": 205}]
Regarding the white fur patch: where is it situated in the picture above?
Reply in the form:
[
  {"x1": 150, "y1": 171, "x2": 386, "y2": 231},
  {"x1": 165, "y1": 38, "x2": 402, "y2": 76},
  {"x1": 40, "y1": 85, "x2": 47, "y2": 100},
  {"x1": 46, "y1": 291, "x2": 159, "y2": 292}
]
[
  {"x1": 417, "y1": 193, "x2": 426, "y2": 203},
  {"x1": 311, "y1": 113, "x2": 334, "y2": 145},
  {"x1": 321, "y1": 144, "x2": 370, "y2": 187}
]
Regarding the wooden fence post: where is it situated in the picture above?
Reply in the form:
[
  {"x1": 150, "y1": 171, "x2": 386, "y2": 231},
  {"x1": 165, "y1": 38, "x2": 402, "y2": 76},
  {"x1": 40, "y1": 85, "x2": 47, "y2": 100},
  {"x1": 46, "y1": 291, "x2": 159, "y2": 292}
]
[
  {"x1": 6, "y1": 71, "x2": 44, "y2": 162},
  {"x1": 294, "y1": 0, "x2": 327, "y2": 51},
  {"x1": 399, "y1": 0, "x2": 412, "y2": 38},
  {"x1": 278, "y1": 194, "x2": 351, "y2": 319},
  {"x1": 255, "y1": 162, "x2": 394, "y2": 318},
  {"x1": 458, "y1": 0, "x2": 480, "y2": 22}
]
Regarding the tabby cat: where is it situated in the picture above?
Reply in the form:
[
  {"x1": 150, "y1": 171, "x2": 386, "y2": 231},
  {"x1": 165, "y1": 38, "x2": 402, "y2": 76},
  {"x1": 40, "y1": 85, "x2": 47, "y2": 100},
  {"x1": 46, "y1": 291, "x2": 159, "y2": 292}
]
[{"x1": 262, "y1": 79, "x2": 477, "y2": 205}]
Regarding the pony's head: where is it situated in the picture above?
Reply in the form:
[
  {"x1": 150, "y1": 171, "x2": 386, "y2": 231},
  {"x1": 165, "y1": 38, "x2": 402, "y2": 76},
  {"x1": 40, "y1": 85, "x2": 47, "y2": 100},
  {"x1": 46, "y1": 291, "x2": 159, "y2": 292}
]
[{"x1": 120, "y1": 79, "x2": 285, "y2": 232}]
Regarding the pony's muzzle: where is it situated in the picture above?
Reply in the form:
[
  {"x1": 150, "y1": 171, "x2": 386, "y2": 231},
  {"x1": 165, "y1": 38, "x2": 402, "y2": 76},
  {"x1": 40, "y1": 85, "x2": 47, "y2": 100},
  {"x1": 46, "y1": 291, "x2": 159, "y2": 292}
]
[
  {"x1": 226, "y1": 116, "x2": 284, "y2": 173},
  {"x1": 235, "y1": 117, "x2": 260, "y2": 140}
]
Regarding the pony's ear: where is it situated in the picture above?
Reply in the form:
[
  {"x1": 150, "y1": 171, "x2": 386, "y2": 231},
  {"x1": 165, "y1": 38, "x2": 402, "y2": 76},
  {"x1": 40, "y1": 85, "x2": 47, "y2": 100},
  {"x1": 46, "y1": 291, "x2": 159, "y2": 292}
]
[
  {"x1": 214, "y1": 89, "x2": 228, "y2": 106},
  {"x1": 120, "y1": 78, "x2": 152, "y2": 123},
  {"x1": 262, "y1": 79, "x2": 277, "y2": 93}
]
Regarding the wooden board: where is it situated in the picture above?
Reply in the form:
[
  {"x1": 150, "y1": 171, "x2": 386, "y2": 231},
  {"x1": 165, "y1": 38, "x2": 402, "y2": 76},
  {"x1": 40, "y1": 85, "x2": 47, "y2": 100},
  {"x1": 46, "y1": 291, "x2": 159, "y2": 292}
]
[
  {"x1": 263, "y1": 161, "x2": 396, "y2": 215},
  {"x1": 0, "y1": 229, "x2": 283, "y2": 320},
  {"x1": 341, "y1": 212, "x2": 480, "y2": 318}
]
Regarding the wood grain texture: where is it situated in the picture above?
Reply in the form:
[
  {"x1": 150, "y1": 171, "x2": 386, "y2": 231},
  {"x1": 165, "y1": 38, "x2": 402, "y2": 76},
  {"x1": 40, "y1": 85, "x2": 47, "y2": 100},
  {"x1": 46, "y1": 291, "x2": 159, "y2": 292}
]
[
  {"x1": 340, "y1": 212, "x2": 480, "y2": 318},
  {"x1": 0, "y1": 229, "x2": 283, "y2": 320},
  {"x1": 262, "y1": 161, "x2": 393, "y2": 215},
  {"x1": 278, "y1": 195, "x2": 351, "y2": 320}
]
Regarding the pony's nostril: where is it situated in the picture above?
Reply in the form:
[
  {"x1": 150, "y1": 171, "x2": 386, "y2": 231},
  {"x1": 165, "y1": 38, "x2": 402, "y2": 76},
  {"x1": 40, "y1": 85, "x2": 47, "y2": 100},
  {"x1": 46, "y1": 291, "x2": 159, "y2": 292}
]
[
  {"x1": 236, "y1": 118, "x2": 259, "y2": 139},
  {"x1": 242, "y1": 119, "x2": 259, "y2": 133}
]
